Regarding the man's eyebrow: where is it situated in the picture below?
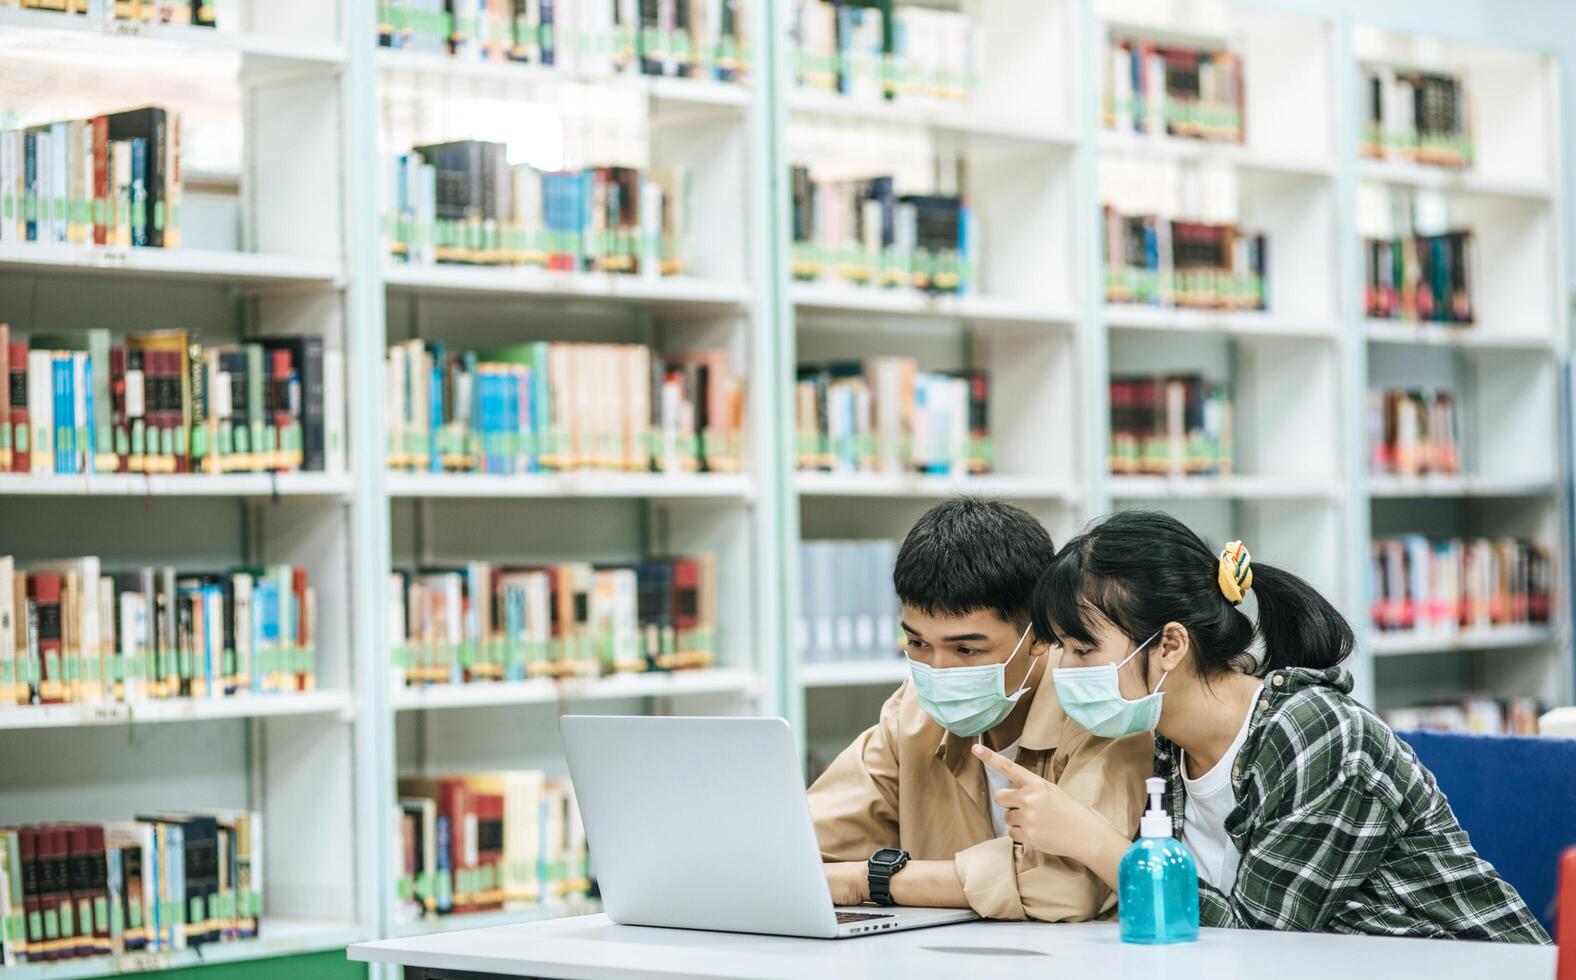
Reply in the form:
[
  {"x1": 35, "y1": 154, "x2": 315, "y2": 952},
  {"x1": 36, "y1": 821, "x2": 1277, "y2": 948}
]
[{"x1": 940, "y1": 632, "x2": 989, "y2": 642}]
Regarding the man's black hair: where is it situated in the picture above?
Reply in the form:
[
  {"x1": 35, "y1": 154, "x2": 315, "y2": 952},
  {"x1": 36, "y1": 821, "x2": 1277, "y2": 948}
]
[{"x1": 892, "y1": 497, "x2": 1056, "y2": 625}]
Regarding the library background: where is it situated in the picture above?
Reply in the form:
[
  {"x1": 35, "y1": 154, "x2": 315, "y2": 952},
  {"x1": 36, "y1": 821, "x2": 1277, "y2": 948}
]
[{"x1": 0, "y1": 0, "x2": 1571, "y2": 974}]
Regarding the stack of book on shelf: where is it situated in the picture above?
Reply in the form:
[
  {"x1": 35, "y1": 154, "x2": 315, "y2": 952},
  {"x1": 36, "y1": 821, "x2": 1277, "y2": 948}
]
[
  {"x1": 1367, "y1": 388, "x2": 1460, "y2": 476},
  {"x1": 377, "y1": 0, "x2": 750, "y2": 83},
  {"x1": 1102, "y1": 37, "x2": 1244, "y2": 143},
  {"x1": 0, "y1": 106, "x2": 182, "y2": 251},
  {"x1": 1359, "y1": 66, "x2": 1472, "y2": 167},
  {"x1": 1108, "y1": 375, "x2": 1232, "y2": 477},
  {"x1": 387, "y1": 556, "x2": 717, "y2": 686},
  {"x1": 0, "y1": 558, "x2": 317, "y2": 709},
  {"x1": 788, "y1": 154, "x2": 975, "y2": 295},
  {"x1": 395, "y1": 773, "x2": 590, "y2": 925},
  {"x1": 1362, "y1": 229, "x2": 1475, "y2": 324},
  {"x1": 795, "y1": 358, "x2": 989, "y2": 478},
  {"x1": 1383, "y1": 696, "x2": 1541, "y2": 736},
  {"x1": 1102, "y1": 208, "x2": 1267, "y2": 310},
  {"x1": 385, "y1": 341, "x2": 743, "y2": 476},
  {"x1": 0, "y1": 327, "x2": 342, "y2": 478},
  {"x1": 796, "y1": 540, "x2": 899, "y2": 666},
  {"x1": 0, "y1": 812, "x2": 262, "y2": 967},
  {"x1": 1368, "y1": 536, "x2": 1552, "y2": 638},
  {"x1": 790, "y1": 0, "x2": 980, "y2": 104},
  {"x1": 0, "y1": 1, "x2": 217, "y2": 26},
  {"x1": 383, "y1": 141, "x2": 694, "y2": 275}
]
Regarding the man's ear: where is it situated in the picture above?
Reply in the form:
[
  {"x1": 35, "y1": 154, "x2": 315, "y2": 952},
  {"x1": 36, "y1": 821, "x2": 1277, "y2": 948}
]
[{"x1": 1154, "y1": 621, "x2": 1191, "y2": 672}]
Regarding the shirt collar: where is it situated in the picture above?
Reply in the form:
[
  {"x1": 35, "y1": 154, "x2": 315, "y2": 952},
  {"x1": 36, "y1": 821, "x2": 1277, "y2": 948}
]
[{"x1": 933, "y1": 665, "x2": 1067, "y2": 777}]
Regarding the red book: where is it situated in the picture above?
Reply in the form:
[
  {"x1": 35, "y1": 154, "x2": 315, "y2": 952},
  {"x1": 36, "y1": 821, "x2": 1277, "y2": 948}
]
[
  {"x1": 19, "y1": 828, "x2": 44, "y2": 963},
  {"x1": 169, "y1": 349, "x2": 190, "y2": 475},
  {"x1": 84, "y1": 826, "x2": 112, "y2": 956},
  {"x1": 7, "y1": 339, "x2": 26, "y2": 474},
  {"x1": 671, "y1": 557, "x2": 700, "y2": 640},
  {"x1": 27, "y1": 574, "x2": 64, "y2": 705},
  {"x1": 44, "y1": 828, "x2": 71, "y2": 960},
  {"x1": 292, "y1": 566, "x2": 309, "y2": 690},
  {"x1": 269, "y1": 348, "x2": 292, "y2": 471},
  {"x1": 110, "y1": 346, "x2": 128, "y2": 473},
  {"x1": 439, "y1": 779, "x2": 473, "y2": 914},
  {"x1": 1558, "y1": 846, "x2": 1576, "y2": 980},
  {"x1": 65, "y1": 825, "x2": 93, "y2": 958},
  {"x1": 91, "y1": 116, "x2": 109, "y2": 246},
  {"x1": 472, "y1": 792, "x2": 504, "y2": 911}
]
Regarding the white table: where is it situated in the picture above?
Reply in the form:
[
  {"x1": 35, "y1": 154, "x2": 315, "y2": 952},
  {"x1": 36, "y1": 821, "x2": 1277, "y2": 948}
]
[{"x1": 348, "y1": 913, "x2": 1558, "y2": 980}]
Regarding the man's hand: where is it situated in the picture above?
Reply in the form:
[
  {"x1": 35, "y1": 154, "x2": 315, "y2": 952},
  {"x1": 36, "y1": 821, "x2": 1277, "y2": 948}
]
[
  {"x1": 824, "y1": 861, "x2": 871, "y2": 906},
  {"x1": 975, "y1": 743, "x2": 1100, "y2": 860}
]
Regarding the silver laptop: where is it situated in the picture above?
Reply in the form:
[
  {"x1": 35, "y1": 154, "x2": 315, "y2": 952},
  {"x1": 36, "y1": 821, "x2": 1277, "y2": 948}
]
[{"x1": 560, "y1": 715, "x2": 979, "y2": 939}]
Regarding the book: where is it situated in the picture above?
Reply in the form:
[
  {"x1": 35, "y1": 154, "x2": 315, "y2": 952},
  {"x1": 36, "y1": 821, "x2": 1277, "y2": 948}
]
[
  {"x1": 1368, "y1": 388, "x2": 1460, "y2": 476},
  {"x1": 1363, "y1": 229, "x2": 1475, "y2": 325},
  {"x1": 796, "y1": 539, "x2": 900, "y2": 665},
  {"x1": 795, "y1": 358, "x2": 986, "y2": 477},
  {"x1": 1360, "y1": 65, "x2": 1472, "y2": 168},
  {"x1": 1103, "y1": 36, "x2": 1245, "y2": 143},
  {"x1": 1369, "y1": 536, "x2": 1551, "y2": 637},
  {"x1": 1102, "y1": 207, "x2": 1267, "y2": 310},
  {"x1": 1108, "y1": 374, "x2": 1233, "y2": 477},
  {"x1": 390, "y1": 555, "x2": 717, "y2": 685}
]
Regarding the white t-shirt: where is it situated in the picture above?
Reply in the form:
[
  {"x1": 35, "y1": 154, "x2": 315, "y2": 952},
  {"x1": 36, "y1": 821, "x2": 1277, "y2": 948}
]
[
  {"x1": 985, "y1": 739, "x2": 1021, "y2": 837},
  {"x1": 1179, "y1": 687, "x2": 1261, "y2": 893}
]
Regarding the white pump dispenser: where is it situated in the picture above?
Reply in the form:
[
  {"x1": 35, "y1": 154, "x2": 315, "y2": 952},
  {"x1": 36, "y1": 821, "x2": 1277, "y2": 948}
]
[{"x1": 1139, "y1": 776, "x2": 1172, "y2": 838}]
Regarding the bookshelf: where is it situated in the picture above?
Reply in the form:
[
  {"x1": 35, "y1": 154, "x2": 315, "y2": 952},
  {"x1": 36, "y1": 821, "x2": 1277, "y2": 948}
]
[
  {"x1": 0, "y1": 1, "x2": 1569, "y2": 976},
  {"x1": 1349, "y1": 26, "x2": 1569, "y2": 730}
]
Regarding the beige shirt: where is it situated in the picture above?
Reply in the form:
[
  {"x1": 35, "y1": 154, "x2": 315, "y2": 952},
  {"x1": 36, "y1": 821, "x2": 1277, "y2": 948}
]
[{"x1": 807, "y1": 677, "x2": 1152, "y2": 922}]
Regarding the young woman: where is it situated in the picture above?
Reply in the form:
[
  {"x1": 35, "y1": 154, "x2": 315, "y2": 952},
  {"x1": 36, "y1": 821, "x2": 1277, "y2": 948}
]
[{"x1": 974, "y1": 510, "x2": 1548, "y2": 943}]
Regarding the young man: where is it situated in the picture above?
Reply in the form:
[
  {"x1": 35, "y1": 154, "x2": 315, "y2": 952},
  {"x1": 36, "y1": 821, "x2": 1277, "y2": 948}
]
[{"x1": 808, "y1": 498, "x2": 1151, "y2": 921}]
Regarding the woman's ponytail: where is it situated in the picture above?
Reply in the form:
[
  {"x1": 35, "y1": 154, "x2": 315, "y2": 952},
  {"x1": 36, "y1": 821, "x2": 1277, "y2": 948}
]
[{"x1": 1248, "y1": 561, "x2": 1353, "y2": 674}]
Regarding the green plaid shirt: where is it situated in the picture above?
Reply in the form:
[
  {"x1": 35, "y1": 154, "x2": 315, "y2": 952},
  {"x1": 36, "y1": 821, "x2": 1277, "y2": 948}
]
[{"x1": 1156, "y1": 667, "x2": 1549, "y2": 943}]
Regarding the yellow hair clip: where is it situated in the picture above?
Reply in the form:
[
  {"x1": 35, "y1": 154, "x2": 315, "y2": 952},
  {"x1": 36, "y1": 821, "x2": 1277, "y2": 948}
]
[{"x1": 1218, "y1": 540, "x2": 1253, "y2": 604}]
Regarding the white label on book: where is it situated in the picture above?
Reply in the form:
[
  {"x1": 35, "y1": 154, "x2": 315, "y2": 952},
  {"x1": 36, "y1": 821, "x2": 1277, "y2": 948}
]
[
  {"x1": 854, "y1": 615, "x2": 875, "y2": 652},
  {"x1": 835, "y1": 616, "x2": 854, "y2": 653},
  {"x1": 125, "y1": 370, "x2": 145, "y2": 418},
  {"x1": 213, "y1": 373, "x2": 233, "y2": 418}
]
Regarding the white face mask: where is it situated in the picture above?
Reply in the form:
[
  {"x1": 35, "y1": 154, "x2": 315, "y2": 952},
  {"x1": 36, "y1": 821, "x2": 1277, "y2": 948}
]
[{"x1": 906, "y1": 624, "x2": 1039, "y2": 738}]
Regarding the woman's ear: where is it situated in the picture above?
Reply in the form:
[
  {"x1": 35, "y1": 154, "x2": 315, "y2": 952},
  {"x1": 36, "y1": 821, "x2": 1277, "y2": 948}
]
[{"x1": 1155, "y1": 621, "x2": 1191, "y2": 673}]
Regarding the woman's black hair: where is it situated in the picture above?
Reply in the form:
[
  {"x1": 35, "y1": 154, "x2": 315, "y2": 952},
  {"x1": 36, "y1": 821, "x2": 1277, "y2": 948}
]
[{"x1": 1030, "y1": 510, "x2": 1352, "y2": 676}]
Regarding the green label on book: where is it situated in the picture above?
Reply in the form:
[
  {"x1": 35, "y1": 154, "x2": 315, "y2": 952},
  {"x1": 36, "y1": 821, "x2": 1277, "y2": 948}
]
[
  {"x1": 58, "y1": 900, "x2": 72, "y2": 938},
  {"x1": 190, "y1": 896, "x2": 204, "y2": 927},
  {"x1": 128, "y1": 898, "x2": 142, "y2": 929},
  {"x1": 109, "y1": 900, "x2": 124, "y2": 938},
  {"x1": 42, "y1": 908, "x2": 57, "y2": 940}
]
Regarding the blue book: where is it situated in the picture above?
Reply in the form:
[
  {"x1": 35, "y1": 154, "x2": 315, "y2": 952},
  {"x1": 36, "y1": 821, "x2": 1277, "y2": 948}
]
[
  {"x1": 128, "y1": 137, "x2": 148, "y2": 248},
  {"x1": 958, "y1": 205, "x2": 976, "y2": 297},
  {"x1": 53, "y1": 354, "x2": 71, "y2": 474},
  {"x1": 434, "y1": 815, "x2": 454, "y2": 913},
  {"x1": 504, "y1": 370, "x2": 520, "y2": 474},
  {"x1": 577, "y1": 169, "x2": 593, "y2": 269},
  {"x1": 484, "y1": 370, "x2": 503, "y2": 474},
  {"x1": 253, "y1": 578, "x2": 279, "y2": 694},
  {"x1": 427, "y1": 343, "x2": 445, "y2": 473},
  {"x1": 82, "y1": 354, "x2": 95, "y2": 471}
]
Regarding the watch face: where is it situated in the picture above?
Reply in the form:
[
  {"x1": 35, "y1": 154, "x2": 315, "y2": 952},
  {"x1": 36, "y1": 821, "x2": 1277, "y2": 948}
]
[{"x1": 871, "y1": 848, "x2": 905, "y2": 867}]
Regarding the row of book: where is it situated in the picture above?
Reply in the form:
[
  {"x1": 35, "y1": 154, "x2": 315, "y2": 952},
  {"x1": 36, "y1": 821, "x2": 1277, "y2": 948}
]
[
  {"x1": 1369, "y1": 536, "x2": 1552, "y2": 636},
  {"x1": 790, "y1": 1, "x2": 980, "y2": 104},
  {"x1": 0, "y1": 558, "x2": 316, "y2": 708},
  {"x1": 1362, "y1": 230, "x2": 1475, "y2": 324},
  {"x1": 388, "y1": 556, "x2": 717, "y2": 686},
  {"x1": 1103, "y1": 38, "x2": 1245, "y2": 144},
  {"x1": 1102, "y1": 208, "x2": 1268, "y2": 310},
  {"x1": 1109, "y1": 375, "x2": 1233, "y2": 477},
  {"x1": 395, "y1": 773, "x2": 589, "y2": 923},
  {"x1": 377, "y1": 0, "x2": 750, "y2": 84},
  {"x1": 0, "y1": 0, "x2": 213, "y2": 24},
  {"x1": 1367, "y1": 388, "x2": 1460, "y2": 477},
  {"x1": 788, "y1": 162, "x2": 975, "y2": 295},
  {"x1": 0, "y1": 327, "x2": 342, "y2": 476},
  {"x1": 1384, "y1": 697, "x2": 1541, "y2": 737},
  {"x1": 0, "y1": 812, "x2": 261, "y2": 966},
  {"x1": 794, "y1": 359, "x2": 989, "y2": 477},
  {"x1": 385, "y1": 341, "x2": 743, "y2": 475},
  {"x1": 796, "y1": 539, "x2": 899, "y2": 665},
  {"x1": 384, "y1": 145, "x2": 693, "y2": 275},
  {"x1": 0, "y1": 106, "x2": 181, "y2": 250},
  {"x1": 1359, "y1": 66, "x2": 1472, "y2": 168}
]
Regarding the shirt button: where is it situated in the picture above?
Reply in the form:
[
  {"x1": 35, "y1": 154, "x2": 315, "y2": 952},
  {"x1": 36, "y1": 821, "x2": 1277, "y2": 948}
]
[
  {"x1": 1272, "y1": 676, "x2": 1284, "y2": 688},
  {"x1": 1257, "y1": 698, "x2": 1269, "y2": 712},
  {"x1": 1231, "y1": 764, "x2": 1242, "y2": 779}
]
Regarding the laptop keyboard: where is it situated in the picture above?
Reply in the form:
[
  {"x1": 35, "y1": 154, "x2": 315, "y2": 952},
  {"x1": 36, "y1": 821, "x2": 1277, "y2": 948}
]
[{"x1": 836, "y1": 911, "x2": 895, "y2": 923}]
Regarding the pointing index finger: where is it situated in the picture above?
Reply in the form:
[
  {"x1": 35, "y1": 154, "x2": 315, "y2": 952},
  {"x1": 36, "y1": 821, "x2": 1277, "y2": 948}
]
[{"x1": 972, "y1": 742, "x2": 1039, "y2": 786}]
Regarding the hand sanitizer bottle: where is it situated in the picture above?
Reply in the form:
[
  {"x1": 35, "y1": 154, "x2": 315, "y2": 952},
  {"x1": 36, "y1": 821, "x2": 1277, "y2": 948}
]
[{"x1": 1119, "y1": 776, "x2": 1200, "y2": 944}]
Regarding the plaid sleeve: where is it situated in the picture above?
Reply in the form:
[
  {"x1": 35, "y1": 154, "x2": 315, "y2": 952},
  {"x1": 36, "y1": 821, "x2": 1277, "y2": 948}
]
[{"x1": 1199, "y1": 696, "x2": 1395, "y2": 931}]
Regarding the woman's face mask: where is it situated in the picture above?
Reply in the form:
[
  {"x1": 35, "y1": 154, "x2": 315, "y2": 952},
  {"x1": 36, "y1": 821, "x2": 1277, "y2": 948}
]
[
  {"x1": 1052, "y1": 630, "x2": 1173, "y2": 738},
  {"x1": 906, "y1": 623, "x2": 1040, "y2": 738}
]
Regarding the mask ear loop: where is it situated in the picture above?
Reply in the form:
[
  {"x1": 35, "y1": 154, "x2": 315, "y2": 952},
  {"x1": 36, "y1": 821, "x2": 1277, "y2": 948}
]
[
  {"x1": 1004, "y1": 623, "x2": 1039, "y2": 699},
  {"x1": 1117, "y1": 630, "x2": 1165, "y2": 695}
]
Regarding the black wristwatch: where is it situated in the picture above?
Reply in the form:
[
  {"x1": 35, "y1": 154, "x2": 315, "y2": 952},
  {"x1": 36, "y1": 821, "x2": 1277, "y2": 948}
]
[{"x1": 867, "y1": 847, "x2": 910, "y2": 907}]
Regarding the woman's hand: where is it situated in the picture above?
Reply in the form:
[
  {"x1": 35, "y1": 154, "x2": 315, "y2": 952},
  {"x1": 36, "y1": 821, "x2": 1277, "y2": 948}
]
[
  {"x1": 974, "y1": 743, "x2": 1101, "y2": 859},
  {"x1": 824, "y1": 861, "x2": 871, "y2": 906}
]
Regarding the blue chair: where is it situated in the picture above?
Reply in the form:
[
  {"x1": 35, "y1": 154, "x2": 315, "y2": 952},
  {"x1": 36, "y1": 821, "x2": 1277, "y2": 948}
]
[{"x1": 1396, "y1": 729, "x2": 1576, "y2": 933}]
